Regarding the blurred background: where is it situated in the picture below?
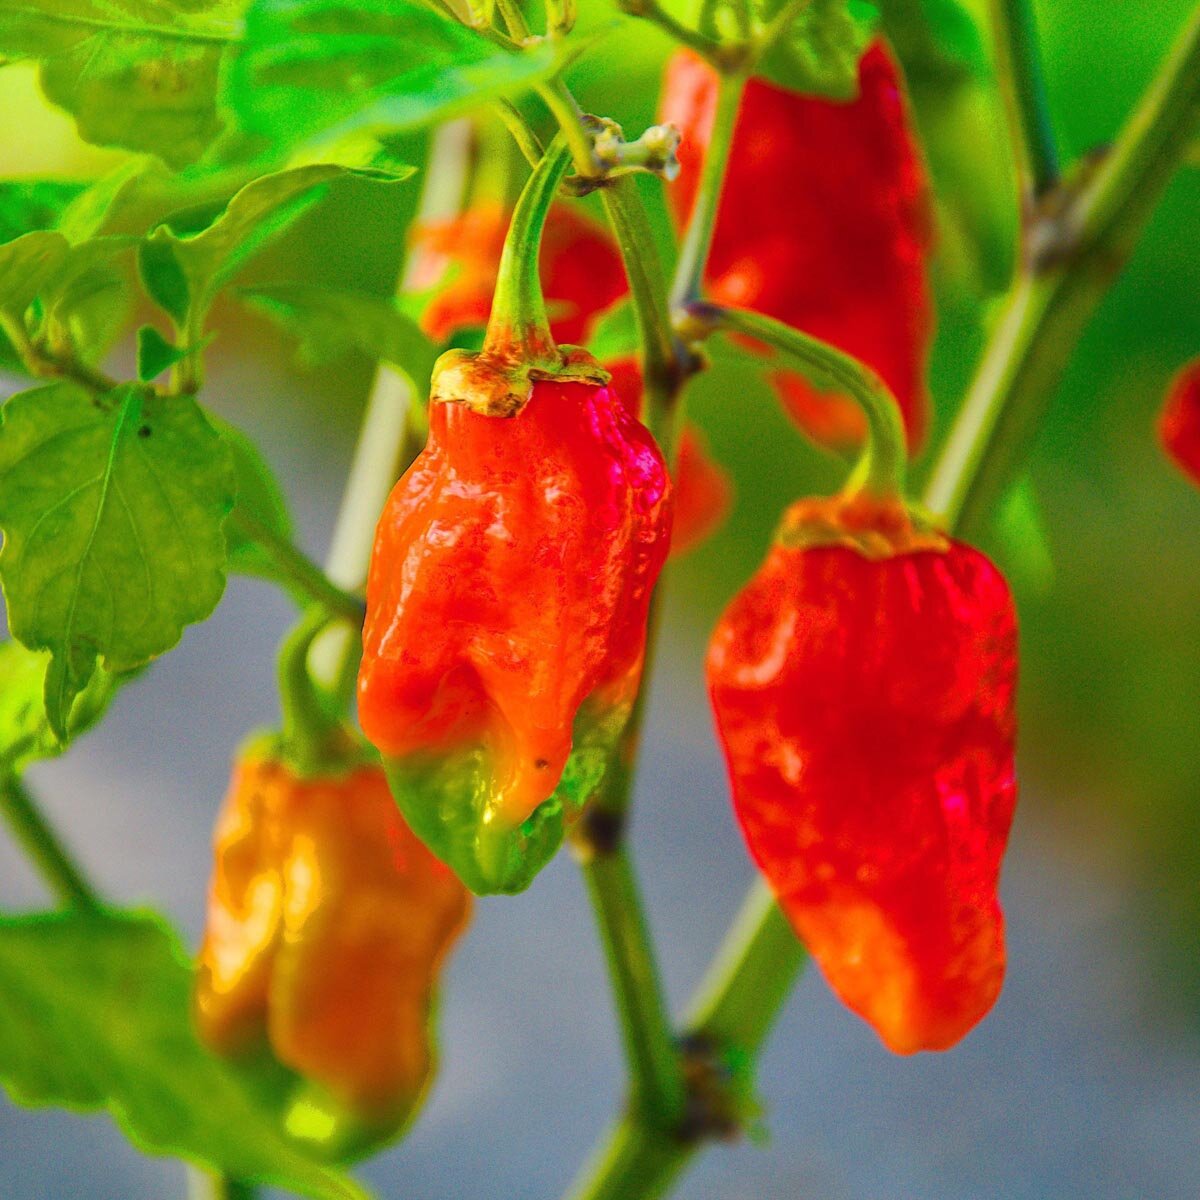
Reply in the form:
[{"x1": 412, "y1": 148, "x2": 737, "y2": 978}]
[{"x1": 2, "y1": 0, "x2": 1200, "y2": 1195}]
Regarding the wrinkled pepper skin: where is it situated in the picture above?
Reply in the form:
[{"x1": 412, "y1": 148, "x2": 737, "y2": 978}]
[
  {"x1": 660, "y1": 43, "x2": 933, "y2": 452},
  {"x1": 411, "y1": 201, "x2": 628, "y2": 345},
  {"x1": 1158, "y1": 359, "x2": 1200, "y2": 485},
  {"x1": 195, "y1": 754, "x2": 470, "y2": 1127},
  {"x1": 358, "y1": 379, "x2": 672, "y2": 894},
  {"x1": 706, "y1": 502, "x2": 1018, "y2": 1052}
]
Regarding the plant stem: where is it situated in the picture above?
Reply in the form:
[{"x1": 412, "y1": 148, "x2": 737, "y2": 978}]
[
  {"x1": 185, "y1": 1167, "x2": 257, "y2": 1200},
  {"x1": 309, "y1": 119, "x2": 473, "y2": 694},
  {"x1": 575, "y1": 841, "x2": 687, "y2": 1126},
  {"x1": 669, "y1": 70, "x2": 745, "y2": 311},
  {"x1": 599, "y1": 180, "x2": 689, "y2": 448},
  {"x1": 690, "y1": 304, "x2": 908, "y2": 497},
  {"x1": 484, "y1": 136, "x2": 573, "y2": 361},
  {"x1": 229, "y1": 511, "x2": 365, "y2": 626},
  {"x1": 615, "y1": 0, "x2": 726, "y2": 65},
  {"x1": 537, "y1": 81, "x2": 600, "y2": 179},
  {"x1": 683, "y1": 879, "x2": 804, "y2": 1050},
  {"x1": 565, "y1": 9, "x2": 1200, "y2": 1199},
  {"x1": 0, "y1": 775, "x2": 100, "y2": 910},
  {"x1": 989, "y1": 0, "x2": 1059, "y2": 201},
  {"x1": 493, "y1": 98, "x2": 546, "y2": 166},
  {"x1": 926, "y1": 3, "x2": 1200, "y2": 533}
]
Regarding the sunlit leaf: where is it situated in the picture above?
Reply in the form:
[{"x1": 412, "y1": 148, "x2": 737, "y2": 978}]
[
  {"x1": 0, "y1": 0, "x2": 241, "y2": 167},
  {"x1": 0, "y1": 908, "x2": 371, "y2": 1199},
  {"x1": 0, "y1": 382, "x2": 235, "y2": 738},
  {"x1": 240, "y1": 282, "x2": 438, "y2": 384},
  {"x1": 756, "y1": 0, "x2": 877, "y2": 99},
  {"x1": 0, "y1": 640, "x2": 124, "y2": 773},
  {"x1": 227, "y1": 0, "x2": 559, "y2": 151}
]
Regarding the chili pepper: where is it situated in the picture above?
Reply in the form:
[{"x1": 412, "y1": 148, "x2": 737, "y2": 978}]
[
  {"x1": 606, "y1": 356, "x2": 732, "y2": 554},
  {"x1": 357, "y1": 374, "x2": 671, "y2": 894},
  {"x1": 411, "y1": 201, "x2": 627, "y2": 345},
  {"x1": 660, "y1": 42, "x2": 933, "y2": 453},
  {"x1": 1158, "y1": 358, "x2": 1200, "y2": 485},
  {"x1": 706, "y1": 492, "x2": 1018, "y2": 1052},
  {"x1": 195, "y1": 750, "x2": 470, "y2": 1129}
]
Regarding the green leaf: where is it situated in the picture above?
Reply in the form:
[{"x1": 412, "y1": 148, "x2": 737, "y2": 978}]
[
  {"x1": 240, "y1": 283, "x2": 438, "y2": 384},
  {"x1": 586, "y1": 298, "x2": 638, "y2": 361},
  {"x1": 993, "y1": 473, "x2": 1055, "y2": 596},
  {"x1": 757, "y1": 0, "x2": 878, "y2": 99},
  {"x1": 0, "y1": 382, "x2": 235, "y2": 738},
  {"x1": 0, "y1": 231, "x2": 70, "y2": 318},
  {"x1": 137, "y1": 238, "x2": 191, "y2": 325},
  {"x1": 0, "y1": 0, "x2": 240, "y2": 168},
  {"x1": 0, "y1": 180, "x2": 87, "y2": 244},
  {"x1": 145, "y1": 164, "x2": 402, "y2": 327},
  {"x1": 0, "y1": 640, "x2": 123, "y2": 773},
  {"x1": 227, "y1": 0, "x2": 559, "y2": 152},
  {"x1": 0, "y1": 908, "x2": 370, "y2": 1199},
  {"x1": 209, "y1": 415, "x2": 297, "y2": 580},
  {"x1": 136, "y1": 325, "x2": 188, "y2": 380},
  {"x1": 39, "y1": 237, "x2": 137, "y2": 362}
]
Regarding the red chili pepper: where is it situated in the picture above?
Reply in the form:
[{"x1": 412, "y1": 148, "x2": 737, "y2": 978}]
[
  {"x1": 606, "y1": 356, "x2": 732, "y2": 554},
  {"x1": 195, "y1": 753, "x2": 470, "y2": 1123},
  {"x1": 660, "y1": 43, "x2": 934, "y2": 453},
  {"x1": 357, "y1": 375, "x2": 672, "y2": 893},
  {"x1": 411, "y1": 201, "x2": 628, "y2": 345},
  {"x1": 706, "y1": 494, "x2": 1017, "y2": 1052},
  {"x1": 1158, "y1": 358, "x2": 1200, "y2": 485}
]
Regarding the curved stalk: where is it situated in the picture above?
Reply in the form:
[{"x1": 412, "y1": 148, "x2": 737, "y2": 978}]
[
  {"x1": 0, "y1": 775, "x2": 99, "y2": 910},
  {"x1": 989, "y1": 0, "x2": 1060, "y2": 201},
  {"x1": 670, "y1": 70, "x2": 746, "y2": 310}
]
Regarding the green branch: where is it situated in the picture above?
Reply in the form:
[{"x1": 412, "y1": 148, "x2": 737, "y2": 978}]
[
  {"x1": 926, "y1": 3, "x2": 1200, "y2": 532},
  {"x1": 0, "y1": 775, "x2": 100, "y2": 910},
  {"x1": 227, "y1": 510, "x2": 366, "y2": 628},
  {"x1": 564, "y1": 8, "x2": 1200, "y2": 1199},
  {"x1": 688, "y1": 304, "x2": 908, "y2": 497},
  {"x1": 574, "y1": 837, "x2": 687, "y2": 1127},
  {"x1": 989, "y1": 0, "x2": 1060, "y2": 201},
  {"x1": 669, "y1": 70, "x2": 746, "y2": 311}
]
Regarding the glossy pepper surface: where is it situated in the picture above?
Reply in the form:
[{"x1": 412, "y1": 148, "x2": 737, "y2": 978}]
[
  {"x1": 606, "y1": 356, "x2": 732, "y2": 554},
  {"x1": 1158, "y1": 358, "x2": 1200, "y2": 485},
  {"x1": 195, "y1": 753, "x2": 470, "y2": 1127},
  {"x1": 358, "y1": 377, "x2": 672, "y2": 894},
  {"x1": 410, "y1": 201, "x2": 628, "y2": 345},
  {"x1": 707, "y1": 496, "x2": 1018, "y2": 1053},
  {"x1": 660, "y1": 43, "x2": 933, "y2": 452}
]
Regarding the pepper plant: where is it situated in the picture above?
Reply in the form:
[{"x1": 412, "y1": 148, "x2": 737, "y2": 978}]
[{"x1": 0, "y1": 0, "x2": 1198, "y2": 1197}]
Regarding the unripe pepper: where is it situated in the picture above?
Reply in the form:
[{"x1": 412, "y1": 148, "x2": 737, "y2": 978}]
[
  {"x1": 358, "y1": 141, "x2": 673, "y2": 894},
  {"x1": 707, "y1": 493, "x2": 1018, "y2": 1052},
  {"x1": 660, "y1": 43, "x2": 933, "y2": 452},
  {"x1": 196, "y1": 750, "x2": 470, "y2": 1134},
  {"x1": 1158, "y1": 358, "x2": 1200, "y2": 485}
]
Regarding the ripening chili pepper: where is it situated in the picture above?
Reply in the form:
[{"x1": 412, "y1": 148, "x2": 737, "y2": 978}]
[
  {"x1": 358, "y1": 374, "x2": 672, "y2": 894},
  {"x1": 606, "y1": 356, "x2": 732, "y2": 554},
  {"x1": 1158, "y1": 359, "x2": 1200, "y2": 486},
  {"x1": 660, "y1": 42, "x2": 934, "y2": 453},
  {"x1": 411, "y1": 201, "x2": 628, "y2": 345},
  {"x1": 707, "y1": 493, "x2": 1018, "y2": 1053},
  {"x1": 359, "y1": 141, "x2": 673, "y2": 894},
  {"x1": 195, "y1": 751, "x2": 470, "y2": 1129}
]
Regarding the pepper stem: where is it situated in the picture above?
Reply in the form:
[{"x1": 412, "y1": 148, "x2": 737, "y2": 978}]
[
  {"x1": 483, "y1": 135, "x2": 575, "y2": 366},
  {"x1": 683, "y1": 302, "x2": 908, "y2": 499},
  {"x1": 277, "y1": 609, "x2": 353, "y2": 775}
]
